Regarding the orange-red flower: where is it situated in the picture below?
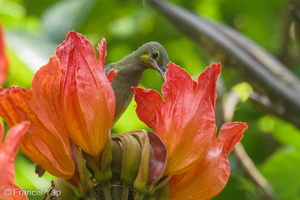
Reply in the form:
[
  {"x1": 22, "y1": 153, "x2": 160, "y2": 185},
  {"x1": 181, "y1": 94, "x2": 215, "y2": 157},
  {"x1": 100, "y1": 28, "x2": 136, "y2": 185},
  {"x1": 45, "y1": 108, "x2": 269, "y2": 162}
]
[
  {"x1": 133, "y1": 63, "x2": 221, "y2": 175},
  {"x1": 0, "y1": 23, "x2": 8, "y2": 85},
  {"x1": 0, "y1": 31, "x2": 116, "y2": 178},
  {"x1": 0, "y1": 122, "x2": 29, "y2": 200},
  {"x1": 133, "y1": 62, "x2": 247, "y2": 198}
]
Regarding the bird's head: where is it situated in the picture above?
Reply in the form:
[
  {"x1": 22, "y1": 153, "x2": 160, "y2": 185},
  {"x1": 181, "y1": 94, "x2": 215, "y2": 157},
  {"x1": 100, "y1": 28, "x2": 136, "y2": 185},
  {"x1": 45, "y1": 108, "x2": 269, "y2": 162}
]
[{"x1": 137, "y1": 42, "x2": 169, "y2": 81}]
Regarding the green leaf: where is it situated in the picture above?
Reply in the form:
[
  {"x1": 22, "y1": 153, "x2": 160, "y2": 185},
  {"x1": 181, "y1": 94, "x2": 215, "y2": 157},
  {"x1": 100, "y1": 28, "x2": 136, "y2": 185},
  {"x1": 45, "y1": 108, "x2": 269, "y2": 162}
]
[
  {"x1": 259, "y1": 116, "x2": 300, "y2": 149},
  {"x1": 260, "y1": 148, "x2": 300, "y2": 200},
  {"x1": 273, "y1": 119, "x2": 300, "y2": 149}
]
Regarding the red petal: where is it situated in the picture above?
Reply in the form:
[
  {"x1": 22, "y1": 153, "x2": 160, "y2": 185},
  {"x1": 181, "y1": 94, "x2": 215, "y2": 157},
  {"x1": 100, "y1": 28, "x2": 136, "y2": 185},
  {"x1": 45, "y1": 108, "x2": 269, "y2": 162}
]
[
  {"x1": 133, "y1": 87, "x2": 164, "y2": 129},
  {"x1": 194, "y1": 63, "x2": 221, "y2": 110},
  {"x1": 162, "y1": 62, "x2": 195, "y2": 100},
  {"x1": 169, "y1": 122, "x2": 247, "y2": 200},
  {"x1": 97, "y1": 38, "x2": 107, "y2": 70},
  {"x1": 0, "y1": 23, "x2": 8, "y2": 85},
  {"x1": 30, "y1": 56, "x2": 63, "y2": 133},
  {"x1": 106, "y1": 70, "x2": 118, "y2": 83},
  {"x1": 0, "y1": 122, "x2": 29, "y2": 200}
]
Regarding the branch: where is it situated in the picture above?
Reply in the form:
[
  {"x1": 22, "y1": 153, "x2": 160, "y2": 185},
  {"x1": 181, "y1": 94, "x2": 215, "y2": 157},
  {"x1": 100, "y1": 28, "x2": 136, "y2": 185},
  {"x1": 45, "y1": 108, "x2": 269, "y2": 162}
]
[
  {"x1": 233, "y1": 143, "x2": 278, "y2": 200},
  {"x1": 249, "y1": 92, "x2": 300, "y2": 128}
]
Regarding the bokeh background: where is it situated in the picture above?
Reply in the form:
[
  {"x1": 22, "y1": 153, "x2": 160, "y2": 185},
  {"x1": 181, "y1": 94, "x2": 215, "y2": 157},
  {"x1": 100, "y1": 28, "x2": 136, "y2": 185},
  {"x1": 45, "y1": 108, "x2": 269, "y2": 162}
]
[{"x1": 1, "y1": 0, "x2": 300, "y2": 199}]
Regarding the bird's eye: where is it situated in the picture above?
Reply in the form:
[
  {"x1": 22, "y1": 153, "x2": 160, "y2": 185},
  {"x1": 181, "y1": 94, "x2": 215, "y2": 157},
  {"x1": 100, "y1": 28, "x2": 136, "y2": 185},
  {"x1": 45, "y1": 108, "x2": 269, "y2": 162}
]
[{"x1": 151, "y1": 50, "x2": 160, "y2": 60}]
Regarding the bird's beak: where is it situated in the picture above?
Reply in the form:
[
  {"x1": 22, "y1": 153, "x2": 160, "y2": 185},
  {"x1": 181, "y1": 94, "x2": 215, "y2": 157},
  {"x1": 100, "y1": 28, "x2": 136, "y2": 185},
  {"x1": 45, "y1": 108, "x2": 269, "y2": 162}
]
[
  {"x1": 151, "y1": 59, "x2": 167, "y2": 82},
  {"x1": 159, "y1": 66, "x2": 168, "y2": 82}
]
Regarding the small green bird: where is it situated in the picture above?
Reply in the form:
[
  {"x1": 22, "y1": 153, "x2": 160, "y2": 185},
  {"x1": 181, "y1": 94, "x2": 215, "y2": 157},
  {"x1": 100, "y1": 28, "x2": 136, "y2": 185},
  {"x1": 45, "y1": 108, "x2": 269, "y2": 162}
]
[{"x1": 105, "y1": 42, "x2": 169, "y2": 125}]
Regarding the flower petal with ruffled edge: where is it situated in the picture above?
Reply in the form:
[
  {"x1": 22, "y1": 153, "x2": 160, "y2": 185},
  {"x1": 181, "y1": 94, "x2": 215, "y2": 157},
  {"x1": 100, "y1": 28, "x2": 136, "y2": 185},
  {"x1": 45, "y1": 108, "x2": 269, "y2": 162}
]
[
  {"x1": 169, "y1": 122, "x2": 247, "y2": 200},
  {"x1": 133, "y1": 63, "x2": 221, "y2": 175}
]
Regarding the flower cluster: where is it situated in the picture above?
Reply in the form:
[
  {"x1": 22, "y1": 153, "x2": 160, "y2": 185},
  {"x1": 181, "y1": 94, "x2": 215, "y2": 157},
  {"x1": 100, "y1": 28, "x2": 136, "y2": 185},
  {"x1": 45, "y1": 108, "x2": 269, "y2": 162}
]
[{"x1": 0, "y1": 30, "x2": 247, "y2": 200}]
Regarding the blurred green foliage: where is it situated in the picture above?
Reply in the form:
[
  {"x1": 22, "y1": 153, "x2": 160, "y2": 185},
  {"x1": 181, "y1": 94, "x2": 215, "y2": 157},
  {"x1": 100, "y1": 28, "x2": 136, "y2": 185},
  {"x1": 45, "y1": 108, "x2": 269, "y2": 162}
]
[{"x1": 1, "y1": 0, "x2": 300, "y2": 199}]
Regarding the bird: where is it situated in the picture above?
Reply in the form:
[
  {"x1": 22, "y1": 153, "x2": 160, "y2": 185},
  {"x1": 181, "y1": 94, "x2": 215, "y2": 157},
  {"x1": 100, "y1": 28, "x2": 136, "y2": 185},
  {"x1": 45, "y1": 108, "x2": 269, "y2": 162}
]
[{"x1": 105, "y1": 42, "x2": 169, "y2": 125}]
